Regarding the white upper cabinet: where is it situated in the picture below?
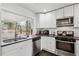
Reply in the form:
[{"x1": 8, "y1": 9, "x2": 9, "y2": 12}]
[
  {"x1": 44, "y1": 13, "x2": 52, "y2": 28},
  {"x1": 51, "y1": 11, "x2": 56, "y2": 28},
  {"x1": 39, "y1": 14, "x2": 46, "y2": 28},
  {"x1": 39, "y1": 13, "x2": 51, "y2": 28},
  {"x1": 56, "y1": 6, "x2": 73, "y2": 19},
  {"x1": 39, "y1": 12, "x2": 56, "y2": 28},
  {"x1": 56, "y1": 8, "x2": 64, "y2": 19},
  {"x1": 74, "y1": 4, "x2": 79, "y2": 27},
  {"x1": 64, "y1": 6, "x2": 74, "y2": 17}
]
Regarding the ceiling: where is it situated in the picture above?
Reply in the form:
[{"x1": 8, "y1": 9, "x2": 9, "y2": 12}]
[{"x1": 19, "y1": 3, "x2": 74, "y2": 13}]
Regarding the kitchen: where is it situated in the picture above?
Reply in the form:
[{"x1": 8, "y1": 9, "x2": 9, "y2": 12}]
[{"x1": 0, "y1": 3, "x2": 79, "y2": 56}]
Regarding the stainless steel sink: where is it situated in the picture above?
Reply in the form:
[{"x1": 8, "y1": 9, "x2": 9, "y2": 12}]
[
  {"x1": 3, "y1": 39, "x2": 15, "y2": 43},
  {"x1": 3, "y1": 37, "x2": 27, "y2": 43}
]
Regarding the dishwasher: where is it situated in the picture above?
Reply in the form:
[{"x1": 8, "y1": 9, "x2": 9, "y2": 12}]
[{"x1": 32, "y1": 37, "x2": 41, "y2": 56}]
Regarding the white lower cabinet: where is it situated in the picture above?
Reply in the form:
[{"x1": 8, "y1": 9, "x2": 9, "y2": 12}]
[
  {"x1": 2, "y1": 39, "x2": 32, "y2": 56},
  {"x1": 75, "y1": 40, "x2": 79, "y2": 56},
  {"x1": 48, "y1": 37, "x2": 56, "y2": 52},
  {"x1": 41, "y1": 36, "x2": 48, "y2": 50},
  {"x1": 75, "y1": 44, "x2": 79, "y2": 56},
  {"x1": 41, "y1": 36, "x2": 56, "y2": 52},
  {"x1": 26, "y1": 40, "x2": 32, "y2": 56}
]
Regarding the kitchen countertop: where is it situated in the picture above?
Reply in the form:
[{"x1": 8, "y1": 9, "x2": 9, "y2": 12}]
[
  {"x1": 55, "y1": 36, "x2": 79, "y2": 40},
  {"x1": 2, "y1": 35, "x2": 79, "y2": 47},
  {"x1": 1, "y1": 35, "x2": 41, "y2": 47},
  {"x1": 36, "y1": 34, "x2": 55, "y2": 37}
]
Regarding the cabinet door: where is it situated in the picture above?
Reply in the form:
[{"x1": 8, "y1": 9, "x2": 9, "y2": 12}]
[
  {"x1": 2, "y1": 43, "x2": 21, "y2": 56},
  {"x1": 20, "y1": 40, "x2": 32, "y2": 56},
  {"x1": 41, "y1": 37, "x2": 48, "y2": 50},
  {"x1": 39, "y1": 13, "x2": 53, "y2": 28},
  {"x1": 47, "y1": 37, "x2": 51, "y2": 51},
  {"x1": 51, "y1": 38, "x2": 56, "y2": 51},
  {"x1": 74, "y1": 4, "x2": 79, "y2": 27},
  {"x1": 64, "y1": 6, "x2": 73, "y2": 17},
  {"x1": 2, "y1": 40, "x2": 32, "y2": 56},
  {"x1": 51, "y1": 11, "x2": 56, "y2": 28},
  {"x1": 56, "y1": 8, "x2": 64, "y2": 19},
  {"x1": 75, "y1": 40, "x2": 79, "y2": 56},
  {"x1": 26, "y1": 40, "x2": 32, "y2": 56},
  {"x1": 39, "y1": 14, "x2": 46, "y2": 28},
  {"x1": 2, "y1": 49, "x2": 20, "y2": 56},
  {"x1": 44, "y1": 13, "x2": 52, "y2": 28},
  {"x1": 75, "y1": 45, "x2": 79, "y2": 56},
  {"x1": 47, "y1": 37, "x2": 56, "y2": 52},
  {"x1": 41, "y1": 37, "x2": 56, "y2": 52},
  {"x1": 41, "y1": 37, "x2": 45, "y2": 49}
]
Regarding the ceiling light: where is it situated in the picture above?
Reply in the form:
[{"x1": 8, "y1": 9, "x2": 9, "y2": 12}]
[{"x1": 43, "y1": 9, "x2": 47, "y2": 12}]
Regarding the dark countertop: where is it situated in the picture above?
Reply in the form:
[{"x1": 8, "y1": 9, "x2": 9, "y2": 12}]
[
  {"x1": 55, "y1": 36, "x2": 79, "y2": 40},
  {"x1": 36, "y1": 34, "x2": 55, "y2": 37},
  {"x1": 1, "y1": 35, "x2": 41, "y2": 47},
  {"x1": 38, "y1": 34, "x2": 79, "y2": 40}
]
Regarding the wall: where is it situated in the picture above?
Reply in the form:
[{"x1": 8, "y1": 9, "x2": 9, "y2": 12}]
[
  {"x1": 32, "y1": 14, "x2": 40, "y2": 35},
  {"x1": 57, "y1": 27, "x2": 74, "y2": 31},
  {"x1": 74, "y1": 27, "x2": 79, "y2": 37}
]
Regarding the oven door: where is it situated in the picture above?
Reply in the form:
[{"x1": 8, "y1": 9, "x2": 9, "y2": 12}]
[{"x1": 56, "y1": 40, "x2": 74, "y2": 53}]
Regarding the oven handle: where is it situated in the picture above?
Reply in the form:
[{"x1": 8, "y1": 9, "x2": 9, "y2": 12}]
[{"x1": 56, "y1": 40, "x2": 75, "y2": 44}]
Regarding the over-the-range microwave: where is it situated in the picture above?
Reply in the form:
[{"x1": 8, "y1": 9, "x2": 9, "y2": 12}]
[{"x1": 56, "y1": 16, "x2": 74, "y2": 27}]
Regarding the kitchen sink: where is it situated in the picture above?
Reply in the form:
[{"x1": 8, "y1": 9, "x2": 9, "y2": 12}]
[
  {"x1": 3, "y1": 39, "x2": 15, "y2": 43},
  {"x1": 3, "y1": 37, "x2": 27, "y2": 43}
]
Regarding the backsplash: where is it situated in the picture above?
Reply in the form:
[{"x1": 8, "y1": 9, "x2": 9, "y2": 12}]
[
  {"x1": 36, "y1": 28, "x2": 56, "y2": 35},
  {"x1": 57, "y1": 27, "x2": 79, "y2": 37},
  {"x1": 57, "y1": 27, "x2": 74, "y2": 31},
  {"x1": 36, "y1": 27, "x2": 79, "y2": 37},
  {"x1": 74, "y1": 27, "x2": 79, "y2": 37}
]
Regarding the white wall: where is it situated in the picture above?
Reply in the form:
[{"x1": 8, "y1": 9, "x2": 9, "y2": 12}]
[
  {"x1": 57, "y1": 27, "x2": 74, "y2": 31},
  {"x1": 32, "y1": 14, "x2": 39, "y2": 35},
  {"x1": 74, "y1": 27, "x2": 79, "y2": 37}
]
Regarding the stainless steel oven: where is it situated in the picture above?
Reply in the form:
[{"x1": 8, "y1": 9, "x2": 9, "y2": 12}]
[
  {"x1": 55, "y1": 31, "x2": 75, "y2": 53},
  {"x1": 56, "y1": 40, "x2": 75, "y2": 53}
]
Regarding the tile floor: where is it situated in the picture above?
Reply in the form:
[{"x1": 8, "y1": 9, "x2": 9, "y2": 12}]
[{"x1": 35, "y1": 50, "x2": 58, "y2": 56}]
